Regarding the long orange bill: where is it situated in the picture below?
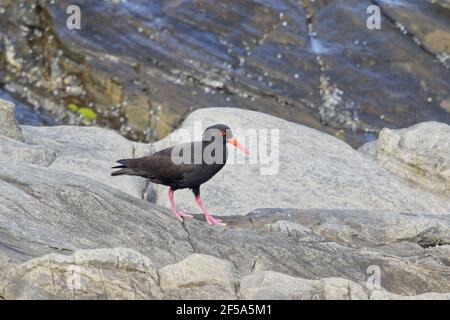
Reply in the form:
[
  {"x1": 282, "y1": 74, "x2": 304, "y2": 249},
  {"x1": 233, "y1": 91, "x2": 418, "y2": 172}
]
[{"x1": 227, "y1": 138, "x2": 252, "y2": 156}]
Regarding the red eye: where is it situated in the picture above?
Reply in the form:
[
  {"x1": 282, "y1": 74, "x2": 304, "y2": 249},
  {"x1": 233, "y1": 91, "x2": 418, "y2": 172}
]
[{"x1": 220, "y1": 130, "x2": 226, "y2": 136}]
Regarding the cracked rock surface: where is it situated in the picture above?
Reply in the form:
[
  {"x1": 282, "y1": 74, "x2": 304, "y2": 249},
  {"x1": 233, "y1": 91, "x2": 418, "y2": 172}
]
[
  {"x1": 1, "y1": 104, "x2": 450, "y2": 299},
  {"x1": 1, "y1": 0, "x2": 449, "y2": 146},
  {"x1": 153, "y1": 108, "x2": 450, "y2": 216}
]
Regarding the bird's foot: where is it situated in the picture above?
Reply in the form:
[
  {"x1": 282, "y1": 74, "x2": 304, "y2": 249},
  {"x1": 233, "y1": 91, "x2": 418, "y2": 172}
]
[
  {"x1": 205, "y1": 215, "x2": 226, "y2": 227},
  {"x1": 173, "y1": 211, "x2": 193, "y2": 220}
]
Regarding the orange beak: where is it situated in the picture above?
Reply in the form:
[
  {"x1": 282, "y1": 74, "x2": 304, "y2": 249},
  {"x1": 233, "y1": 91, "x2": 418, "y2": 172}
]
[{"x1": 227, "y1": 138, "x2": 252, "y2": 156}]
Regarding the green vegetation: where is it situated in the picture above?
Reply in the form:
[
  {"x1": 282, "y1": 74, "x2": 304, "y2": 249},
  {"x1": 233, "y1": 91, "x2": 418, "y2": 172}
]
[{"x1": 67, "y1": 103, "x2": 97, "y2": 122}]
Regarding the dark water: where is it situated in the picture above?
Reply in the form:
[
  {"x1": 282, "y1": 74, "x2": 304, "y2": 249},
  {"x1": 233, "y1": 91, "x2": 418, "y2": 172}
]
[{"x1": 0, "y1": 90, "x2": 58, "y2": 126}]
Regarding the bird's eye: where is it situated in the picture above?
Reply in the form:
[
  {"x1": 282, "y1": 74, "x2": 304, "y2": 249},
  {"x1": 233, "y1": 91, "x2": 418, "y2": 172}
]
[{"x1": 220, "y1": 130, "x2": 226, "y2": 136}]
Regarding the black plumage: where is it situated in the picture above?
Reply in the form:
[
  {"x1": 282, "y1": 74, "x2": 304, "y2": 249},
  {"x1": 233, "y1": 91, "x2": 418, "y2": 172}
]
[{"x1": 112, "y1": 124, "x2": 250, "y2": 226}]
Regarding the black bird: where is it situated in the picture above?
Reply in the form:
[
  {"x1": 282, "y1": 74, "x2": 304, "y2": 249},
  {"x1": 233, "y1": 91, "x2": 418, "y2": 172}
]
[{"x1": 111, "y1": 124, "x2": 251, "y2": 226}]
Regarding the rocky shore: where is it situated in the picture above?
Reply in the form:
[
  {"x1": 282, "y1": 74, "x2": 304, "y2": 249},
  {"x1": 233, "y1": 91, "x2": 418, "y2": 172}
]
[
  {"x1": 1, "y1": 98, "x2": 449, "y2": 300},
  {"x1": 1, "y1": 0, "x2": 450, "y2": 147}
]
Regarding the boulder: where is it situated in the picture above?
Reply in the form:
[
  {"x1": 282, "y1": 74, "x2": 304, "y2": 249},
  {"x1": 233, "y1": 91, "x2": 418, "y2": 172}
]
[
  {"x1": 2, "y1": 160, "x2": 450, "y2": 297},
  {"x1": 1, "y1": 106, "x2": 450, "y2": 299},
  {"x1": 0, "y1": 98, "x2": 23, "y2": 141},
  {"x1": 376, "y1": 122, "x2": 450, "y2": 193},
  {"x1": 4, "y1": 250, "x2": 450, "y2": 300},
  {"x1": 242, "y1": 208, "x2": 450, "y2": 249},
  {"x1": 158, "y1": 254, "x2": 236, "y2": 299},
  {"x1": 151, "y1": 108, "x2": 450, "y2": 216},
  {"x1": 0, "y1": 136, "x2": 56, "y2": 166},
  {"x1": 21, "y1": 125, "x2": 152, "y2": 198},
  {"x1": 239, "y1": 271, "x2": 368, "y2": 300},
  {"x1": 0, "y1": 248, "x2": 163, "y2": 300},
  {"x1": 426, "y1": 0, "x2": 450, "y2": 9},
  {"x1": 2, "y1": 0, "x2": 450, "y2": 147},
  {"x1": 370, "y1": 289, "x2": 450, "y2": 300}
]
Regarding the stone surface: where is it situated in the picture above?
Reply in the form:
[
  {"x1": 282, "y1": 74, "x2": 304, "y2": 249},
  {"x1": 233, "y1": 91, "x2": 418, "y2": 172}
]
[
  {"x1": 1, "y1": 0, "x2": 450, "y2": 147},
  {"x1": 358, "y1": 140, "x2": 377, "y2": 160},
  {"x1": 239, "y1": 271, "x2": 368, "y2": 300},
  {"x1": 232, "y1": 208, "x2": 450, "y2": 252},
  {"x1": 426, "y1": 0, "x2": 450, "y2": 9},
  {"x1": 0, "y1": 136, "x2": 56, "y2": 166},
  {"x1": 0, "y1": 98, "x2": 24, "y2": 141},
  {"x1": 158, "y1": 254, "x2": 236, "y2": 299},
  {"x1": 2, "y1": 160, "x2": 450, "y2": 297},
  {"x1": 22, "y1": 125, "x2": 152, "y2": 198},
  {"x1": 376, "y1": 122, "x2": 450, "y2": 193},
  {"x1": 1, "y1": 106, "x2": 450, "y2": 299},
  {"x1": 152, "y1": 108, "x2": 450, "y2": 216},
  {"x1": 370, "y1": 289, "x2": 450, "y2": 300},
  {"x1": 0, "y1": 248, "x2": 163, "y2": 300}
]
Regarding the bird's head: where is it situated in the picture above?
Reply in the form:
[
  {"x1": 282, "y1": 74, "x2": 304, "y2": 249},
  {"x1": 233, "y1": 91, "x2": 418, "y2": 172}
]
[{"x1": 202, "y1": 124, "x2": 252, "y2": 155}]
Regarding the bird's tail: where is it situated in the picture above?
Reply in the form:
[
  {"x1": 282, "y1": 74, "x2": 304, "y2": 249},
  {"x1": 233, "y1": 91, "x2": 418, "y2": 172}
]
[{"x1": 111, "y1": 159, "x2": 138, "y2": 176}]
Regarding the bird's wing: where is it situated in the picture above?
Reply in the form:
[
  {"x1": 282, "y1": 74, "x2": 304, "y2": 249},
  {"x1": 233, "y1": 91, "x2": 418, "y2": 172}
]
[{"x1": 113, "y1": 142, "x2": 201, "y2": 182}]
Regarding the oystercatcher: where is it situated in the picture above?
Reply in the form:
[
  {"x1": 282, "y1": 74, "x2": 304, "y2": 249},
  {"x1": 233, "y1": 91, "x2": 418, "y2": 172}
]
[{"x1": 111, "y1": 124, "x2": 251, "y2": 226}]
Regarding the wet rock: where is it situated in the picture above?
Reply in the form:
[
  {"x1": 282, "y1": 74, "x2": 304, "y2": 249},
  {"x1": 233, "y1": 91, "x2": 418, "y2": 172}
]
[
  {"x1": 158, "y1": 254, "x2": 236, "y2": 299},
  {"x1": 1, "y1": 0, "x2": 450, "y2": 146},
  {"x1": 376, "y1": 122, "x2": 450, "y2": 193},
  {"x1": 0, "y1": 98, "x2": 23, "y2": 141},
  {"x1": 152, "y1": 108, "x2": 450, "y2": 216},
  {"x1": 0, "y1": 248, "x2": 163, "y2": 300},
  {"x1": 377, "y1": 0, "x2": 450, "y2": 59}
]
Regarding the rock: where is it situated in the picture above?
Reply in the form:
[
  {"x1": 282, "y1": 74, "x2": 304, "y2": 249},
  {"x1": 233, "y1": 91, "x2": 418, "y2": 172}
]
[
  {"x1": 0, "y1": 248, "x2": 163, "y2": 300},
  {"x1": 265, "y1": 221, "x2": 325, "y2": 243},
  {"x1": 2, "y1": 160, "x2": 450, "y2": 297},
  {"x1": 378, "y1": 0, "x2": 450, "y2": 60},
  {"x1": 426, "y1": 0, "x2": 450, "y2": 9},
  {"x1": 240, "y1": 208, "x2": 450, "y2": 250},
  {"x1": 0, "y1": 136, "x2": 56, "y2": 166},
  {"x1": 158, "y1": 254, "x2": 236, "y2": 299},
  {"x1": 2, "y1": 106, "x2": 450, "y2": 299},
  {"x1": 2, "y1": 0, "x2": 450, "y2": 147},
  {"x1": 0, "y1": 98, "x2": 24, "y2": 141},
  {"x1": 152, "y1": 108, "x2": 450, "y2": 216},
  {"x1": 370, "y1": 289, "x2": 450, "y2": 300},
  {"x1": 21, "y1": 125, "x2": 152, "y2": 198},
  {"x1": 358, "y1": 140, "x2": 377, "y2": 160},
  {"x1": 376, "y1": 122, "x2": 450, "y2": 193},
  {"x1": 239, "y1": 271, "x2": 368, "y2": 300}
]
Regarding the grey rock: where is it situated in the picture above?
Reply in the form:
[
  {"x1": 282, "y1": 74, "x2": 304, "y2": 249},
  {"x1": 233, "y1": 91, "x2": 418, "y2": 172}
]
[
  {"x1": 22, "y1": 125, "x2": 152, "y2": 198},
  {"x1": 0, "y1": 248, "x2": 163, "y2": 300},
  {"x1": 265, "y1": 221, "x2": 325, "y2": 243},
  {"x1": 242, "y1": 208, "x2": 450, "y2": 249},
  {"x1": 0, "y1": 98, "x2": 23, "y2": 141},
  {"x1": 358, "y1": 140, "x2": 378, "y2": 160},
  {"x1": 376, "y1": 122, "x2": 450, "y2": 193},
  {"x1": 240, "y1": 270, "x2": 450, "y2": 300},
  {"x1": 2, "y1": 0, "x2": 450, "y2": 147},
  {"x1": 158, "y1": 254, "x2": 236, "y2": 299},
  {"x1": 370, "y1": 289, "x2": 450, "y2": 300},
  {"x1": 152, "y1": 108, "x2": 450, "y2": 216},
  {"x1": 0, "y1": 136, "x2": 56, "y2": 166},
  {"x1": 2, "y1": 161, "x2": 450, "y2": 297},
  {"x1": 239, "y1": 271, "x2": 368, "y2": 300},
  {"x1": 426, "y1": 0, "x2": 450, "y2": 9}
]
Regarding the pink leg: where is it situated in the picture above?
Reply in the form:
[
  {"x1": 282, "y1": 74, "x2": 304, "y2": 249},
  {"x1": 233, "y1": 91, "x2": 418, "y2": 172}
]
[
  {"x1": 195, "y1": 195, "x2": 226, "y2": 226},
  {"x1": 168, "y1": 188, "x2": 193, "y2": 220}
]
